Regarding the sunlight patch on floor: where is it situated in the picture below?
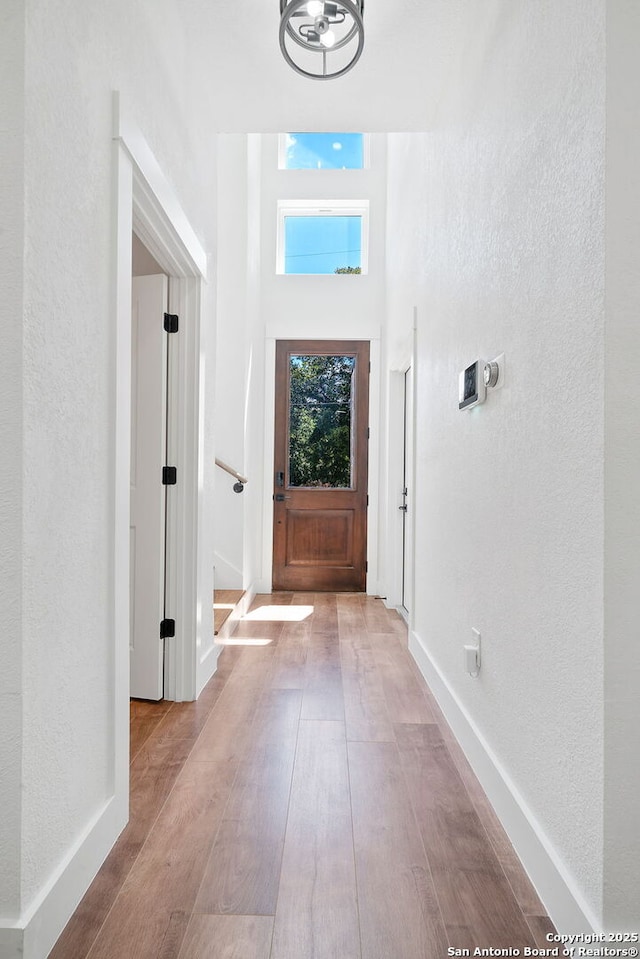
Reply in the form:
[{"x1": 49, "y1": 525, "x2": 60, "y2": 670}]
[
  {"x1": 242, "y1": 605, "x2": 314, "y2": 622},
  {"x1": 216, "y1": 637, "x2": 273, "y2": 646}
]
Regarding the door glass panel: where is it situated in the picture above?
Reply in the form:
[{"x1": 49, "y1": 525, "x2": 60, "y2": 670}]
[{"x1": 288, "y1": 354, "x2": 356, "y2": 488}]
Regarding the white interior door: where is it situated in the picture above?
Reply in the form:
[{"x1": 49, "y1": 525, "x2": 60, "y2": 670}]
[
  {"x1": 401, "y1": 365, "x2": 414, "y2": 615},
  {"x1": 130, "y1": 274, "x2": 168, "y2": 700}
]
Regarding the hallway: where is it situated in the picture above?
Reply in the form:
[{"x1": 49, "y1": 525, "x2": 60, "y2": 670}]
[{"x1": 50, "y1": 593, "x2": 553, "y2": 959}]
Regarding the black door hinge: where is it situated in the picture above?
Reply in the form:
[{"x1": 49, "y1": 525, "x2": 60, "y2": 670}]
[
  {"x1": 365, "y1": 561, "x2": 368, "y2": 572},
  {"x1": 367, "y1": 427, "x2": 370, "y2": 439},
  {"x1": 160, "y1": 618, "x2": 175, "y2": 639},
  {"x1": 163, "y1": 312, "x2": 179, "y2": 333},
  {"x1": 366, "y1": 494, "x2": 369, "y2": 506},
  {"x1": 162, "y1": 466, "x2": 177, "y2": 485}
]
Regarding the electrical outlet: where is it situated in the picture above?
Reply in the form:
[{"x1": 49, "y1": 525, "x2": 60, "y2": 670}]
[{"x1": 464, "y1": 628, "x2": 481, "y2": 677}]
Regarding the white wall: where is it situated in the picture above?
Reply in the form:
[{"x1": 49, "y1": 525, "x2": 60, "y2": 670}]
[
  {"x1": 214, "y1": 135, "x2": 251, "y2": 588},
  {"x1": 2, "y1": 0, "x2": 219, "y2": 953},
  {"x1": 384, "y1": 0, "x2": 608, "y2": 930},
  {"x1": 260, "y1": 134, "x2": 386, "y2": 341},
  {"x1": 243, "y1": 135, "x2": 267, "y2": 594},
  {"x1": 0, "y1": 0, "x2": 25, "y2": 924},
  {"x1": 603, "y1": 0, "x2": 640, "y2": 928}
]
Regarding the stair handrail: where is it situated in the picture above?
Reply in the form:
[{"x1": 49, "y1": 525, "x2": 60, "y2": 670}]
[{"x1": 215, "y1": 457, "x2": 248, "y2": 492}]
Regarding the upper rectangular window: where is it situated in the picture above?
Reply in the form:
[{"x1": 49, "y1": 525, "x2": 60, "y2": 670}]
[
  {"x1": 276, "y1": 200, "x2": 369, "y2": 274},
  {"x1": 279, "y1": 133, "x2": 366, "y2": 170}
]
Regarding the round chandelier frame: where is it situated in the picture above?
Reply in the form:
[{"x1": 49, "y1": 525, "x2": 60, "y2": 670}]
[{"x1": 279, "y1": 0, "x2": 365, "y2": 80}]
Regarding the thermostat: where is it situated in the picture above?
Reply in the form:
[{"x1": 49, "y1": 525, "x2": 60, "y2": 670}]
[{"x1": 459, "y1": 360, "x2": 486, "y2": 410}]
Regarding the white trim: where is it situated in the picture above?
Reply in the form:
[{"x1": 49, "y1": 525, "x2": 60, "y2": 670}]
[
  {"x1": 379, "y1": 319, "x2": 416, "y2": 614},
  {"x1": 1, "y1": 798, "x2": 125, "y2": 959},
  {"x1": 113, "y1": 94, "x2": 206, "y2": 278},
  {"x1": 409, "y1": 628, "x2": 602, "y2": 936},
  {"x1": 366, "y1": 338, "x2": 380, "y2": 595},
  {"x1": 0, "y1": 930, "x2": 22, "y2": 959},
  {"x1": 196, "y1": 642, "x2": 223, "y2": 697},
  {"x1": 261, "y1": 338, "x2": 277, "y2": 591},
  {"x1": 383, "y1": 368, "x2": 407, "y2": 608},
  {"x1": 276, "y1": 198, "x2": 369, "y2": 274}
]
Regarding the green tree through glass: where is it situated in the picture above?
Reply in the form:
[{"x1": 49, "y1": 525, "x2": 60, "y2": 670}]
[{"x1": 289, "y1": 355, "x2": 355, "y2": 488}]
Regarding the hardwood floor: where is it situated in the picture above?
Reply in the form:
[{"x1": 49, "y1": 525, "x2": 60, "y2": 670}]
[
  {"x1": 49, "y1": 594, "x2": 553, "y2": 959},
  {"x1": 213, "y1": 589, "x2": 244, "y2": 635}
]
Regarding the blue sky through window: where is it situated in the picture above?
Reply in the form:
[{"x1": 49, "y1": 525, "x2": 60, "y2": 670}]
[
  {"x1": 284, "y1": 133, "x2": 364, "y2": 170},
  {"x1": 284, "y1": 215, "x2": 362, "y2": 274}
]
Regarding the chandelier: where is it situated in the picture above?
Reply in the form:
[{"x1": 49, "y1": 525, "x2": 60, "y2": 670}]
[{"x1": 279, "y1": 0, "x2": 365, "y2": 80}]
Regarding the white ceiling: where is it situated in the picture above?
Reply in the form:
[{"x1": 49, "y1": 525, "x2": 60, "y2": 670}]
[{"x1": 189, "y1": 0, "x2": 481, "y2": 133}]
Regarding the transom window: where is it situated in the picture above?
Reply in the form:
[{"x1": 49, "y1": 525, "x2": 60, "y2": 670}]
[
  {"x1": 276, "y1": 200, "x2": 369, "y2": 275},
  {"x1": 279, "y1": 133, "x2": 366, "y2": 170}
]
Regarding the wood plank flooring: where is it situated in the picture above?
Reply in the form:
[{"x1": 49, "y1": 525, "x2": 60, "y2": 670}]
[
  {"x1": 49, "y1": 594, "x2": 553, "y2": 959},
  {"x1": 213, "y1": 588, "x2": 245, "y2": 634}
]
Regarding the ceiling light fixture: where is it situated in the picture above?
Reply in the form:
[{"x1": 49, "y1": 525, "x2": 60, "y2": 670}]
[{"x1": 279, "y1": 0, "x2": 364, "y2": 80}]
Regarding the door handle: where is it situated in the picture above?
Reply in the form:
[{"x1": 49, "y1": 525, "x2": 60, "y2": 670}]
[
  {"x1": 398, "y1": 504, "x2": 407, "y2": 511},
  {"x1": 274, "y1": 493, "x2": 291, "y2": 502}
]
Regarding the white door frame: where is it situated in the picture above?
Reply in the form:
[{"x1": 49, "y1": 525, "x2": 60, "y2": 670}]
[
  {"x1": 401, "y1": 363, "x2": 415, "y2": 620},
  {"x1": 383, "y1": 327, "x2": 416, "y2": 624},
  {"x1": 259, "y1": 336, "x2": 381, "y2": 595},
  {"x1": 112, "y1": 90, "x2": 207, "y2": 814}
]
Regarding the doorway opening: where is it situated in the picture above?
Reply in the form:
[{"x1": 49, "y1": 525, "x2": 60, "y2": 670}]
[
  {"x1": 113, "y1": 98, "x2": 209, "y2": 860},
  {"x1": 272, "y1": 339, "x2": 370, "y2": 591},
  {"x1": 384, "y1": 358, "x2": 414, "y2": 618}
]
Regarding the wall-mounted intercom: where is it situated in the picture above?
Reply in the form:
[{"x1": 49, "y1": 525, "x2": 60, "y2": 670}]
[
  {"x1": 459, "y1": 355, "x2": 503, "y2": 410},
  {"x1": 459, "y1": 360, "x2": 486, "y2": 410}
]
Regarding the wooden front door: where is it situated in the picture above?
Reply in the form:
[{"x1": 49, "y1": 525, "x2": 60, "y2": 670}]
[{"x1": 273, "y1": 340, "x2": 370, "y2": 591}]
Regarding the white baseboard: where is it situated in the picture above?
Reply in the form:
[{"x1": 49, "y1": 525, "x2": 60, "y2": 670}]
[
  {"x1": 238, "y1": 582, "x2": 256, "y2": 618},
  {"x1": 409, "y1": 628, "x2": 601, "y2": 936},
  {"x1": 0, "y1": 928, "x2": 23, "y2": 959},
  {"x1": 197, "y1": 640, "x2": 223, "y2": 697},
  {"x1": 197, "y1": 582, "x2": 258, "y2": 696},
  {"x1": 0, "y1": 793, "x2": 126, "y2": 959}
]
